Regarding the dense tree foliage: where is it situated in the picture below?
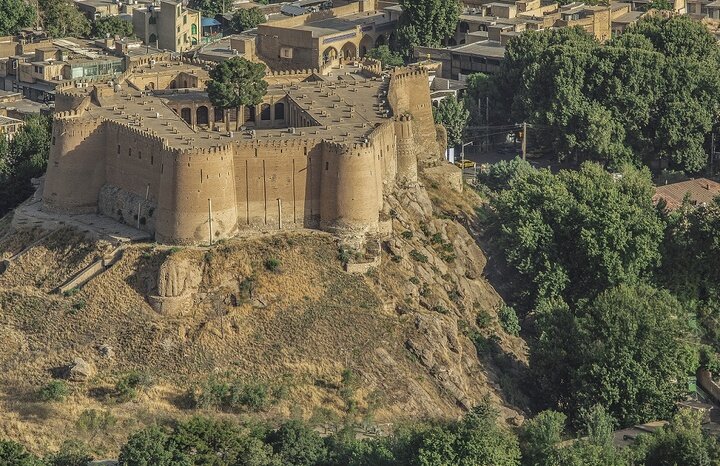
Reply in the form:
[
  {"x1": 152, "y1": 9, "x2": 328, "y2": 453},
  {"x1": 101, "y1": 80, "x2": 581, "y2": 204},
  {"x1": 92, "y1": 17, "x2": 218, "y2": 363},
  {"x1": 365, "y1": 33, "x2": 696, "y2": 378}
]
[
  {"x1": 189, "y1": 0, "x2": 227, "y2": 17},
  {"x1": 92, "y1": 16, "x2": 133, "y2": 39},
  {"x1": 490, "y1": 161, "x2": 663, "y2": 306},
  {"x1": 396, "y1": 0, "x2": 460, "y2": 57},
  {"x1": 433, "y1": 97, "x2": 470, "y2": 147},
  {"x1": 532, "y1": 285, "x2": 695, "y2": 426},
  {"x1": 39, "y1": 0, "x2": 90, "y2": 38},
  {"x1": 0, "y1": 114, "x2": 52, "y2": 216},
  {"x1": 481, "y1": 17, "x2": 720, "y2": 173},
  {"x1": 231, "y1": 7, "x2": 266, "y2": 32},
  {"x1": 4, "y1": 407, "x2": 719, "y2": 465},
  {"x1": 365, "y1": 45, "x2": 404, "y2": 68},
  {"x1": 0, "y1": 0, "x2": 36, "y2": 36}
]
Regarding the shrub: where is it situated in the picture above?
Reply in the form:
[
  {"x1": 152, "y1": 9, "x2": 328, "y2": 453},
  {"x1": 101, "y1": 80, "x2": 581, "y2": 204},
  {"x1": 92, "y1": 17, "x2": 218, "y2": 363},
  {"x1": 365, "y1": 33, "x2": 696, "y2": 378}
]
[
  {"x1": 401, "y1": 230, "x2": 413, "y2": 239},
  {"x1": 264, "y1": 258, "x2": 281, "y2": 273},
  {"x1": 409, "y1": 250, "x2": 428, "y2": 263},
  {"x1": 115, "y1": 372, "x2": 154, "y2": 402},
  {"x1": 338, "y1": 248, "x2": 350, "y2": 266},
  {"x1": 45, "y1": 440, "x2": 93, "y2": 466},
  {"x1": 476, "y1": 310, "x2": 493, "y2": 329},
  {"x1": 39, "y1": 380, "x2": 69, "y2": 402},
  {"x1": 76, "y1": 409, "x2": 117, "y2": 436},
  {"x1": 498, "y1": 304, "x2": 521, "y2": 336}
]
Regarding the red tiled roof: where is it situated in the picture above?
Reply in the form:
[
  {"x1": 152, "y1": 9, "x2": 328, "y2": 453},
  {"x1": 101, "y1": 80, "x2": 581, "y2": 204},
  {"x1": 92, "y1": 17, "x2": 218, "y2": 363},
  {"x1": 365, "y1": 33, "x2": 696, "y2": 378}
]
[{"x1": 653, "y1": 178, "x2": 720, "y2": 210}]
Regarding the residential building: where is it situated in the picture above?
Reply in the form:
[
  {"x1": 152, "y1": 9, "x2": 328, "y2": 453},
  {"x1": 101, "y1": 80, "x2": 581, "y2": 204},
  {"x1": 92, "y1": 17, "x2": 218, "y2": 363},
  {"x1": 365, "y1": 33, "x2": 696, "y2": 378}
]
[{"x1": 132, "y1": 0, "x2": 201, "y2": 52}]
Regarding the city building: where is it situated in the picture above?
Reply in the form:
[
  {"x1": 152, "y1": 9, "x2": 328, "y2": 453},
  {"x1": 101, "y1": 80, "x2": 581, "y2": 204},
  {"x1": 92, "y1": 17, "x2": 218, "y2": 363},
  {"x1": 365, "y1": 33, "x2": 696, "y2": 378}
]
[{"x1": 132, "y1": 0, "x2": 201, "y2": 52}]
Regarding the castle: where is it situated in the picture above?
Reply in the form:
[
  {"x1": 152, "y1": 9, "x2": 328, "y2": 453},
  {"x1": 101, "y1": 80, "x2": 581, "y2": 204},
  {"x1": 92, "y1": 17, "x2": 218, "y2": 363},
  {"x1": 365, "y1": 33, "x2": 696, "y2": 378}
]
[{"x1": 41, "y1": 56, "x2": 442, "y2": 245}]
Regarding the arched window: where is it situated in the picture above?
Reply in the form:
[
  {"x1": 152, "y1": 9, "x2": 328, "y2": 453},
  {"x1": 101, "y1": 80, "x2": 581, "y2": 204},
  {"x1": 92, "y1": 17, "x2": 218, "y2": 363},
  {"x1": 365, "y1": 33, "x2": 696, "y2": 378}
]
[
  {"x1": 274, "y1": 102, "x2": 285, "y2": 120},
  {"x1": 149, "y1": 33, "x2": 157, "y2": 44},
  {"x1": 180, "y1": 108, "x2": 191, "y2": 124},
  {"x1": 191, "y1": 24, "x2": 197, "y2": 35},
  {"x1": 260, "y1": 104, "x2": 271, "y2": 121}
]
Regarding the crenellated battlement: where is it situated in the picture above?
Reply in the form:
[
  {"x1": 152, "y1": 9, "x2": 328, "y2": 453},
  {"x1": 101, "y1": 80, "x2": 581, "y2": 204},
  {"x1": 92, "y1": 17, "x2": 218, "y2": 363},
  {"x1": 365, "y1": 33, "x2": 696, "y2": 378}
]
[{"x1": 42, "y1": 57, "x2": 438, "y2": 244}]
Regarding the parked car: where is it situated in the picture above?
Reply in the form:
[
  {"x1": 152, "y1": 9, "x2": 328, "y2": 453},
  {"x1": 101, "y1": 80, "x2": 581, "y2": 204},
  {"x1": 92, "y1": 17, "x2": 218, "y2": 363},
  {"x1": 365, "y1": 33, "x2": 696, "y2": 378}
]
[{"x1": 454, "y1": 159, "x2": 476, "y2": 169}]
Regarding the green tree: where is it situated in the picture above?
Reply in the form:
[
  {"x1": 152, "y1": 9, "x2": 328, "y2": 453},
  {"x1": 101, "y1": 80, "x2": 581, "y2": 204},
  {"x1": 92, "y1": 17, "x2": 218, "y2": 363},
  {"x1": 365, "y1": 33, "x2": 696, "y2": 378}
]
[
  {"x1": 397, "y1": 0, "x2": 460, "y2": 56},
  {"x1": 433, "y1": 97, "x2": 469, "y2": 147},
  {"x1": 189, "y1": 0, "x2": 226, "y2": 17},
  {"x1": 207, "y1": 57, "x2": 268, "y2": 131},
  {"x1": 231, "y1": 7, "x2": 266, "y2": 32},
  {"x1": 0, "y1": 440, "x2": 43, "y2": 466},
  {"x1": 532, "y1": 285, "x2": 696, "y2": 426},
  {"x1": 0, "y1": 114, "x2": 52, "y2": 216},
  {"x1": 491, "y1": 162, "x2": 663, "y2": 306},
  {"x1": 119, "y1": 426, "x2": 188, "y2": 466},
  {"x1": 631, "y1": 409, "x2": 720, "y2": 465},
  {"x1": 92, "y1": 16, "x2": 133, "y2": 38},
  {"x1": 45, "y1": 440, "x2": 93, "y2": 466},
  {"x1": 365, "y1": 45, "x2": 404, "y2": 68},
  {"x1": 490, "y1": 17, "x2": 720, "y2": 173},
  {"x1": 0, "y1": 0, "x2": 36, "y2": 36},
  {"x1": 173, "y1": 417, "x2": 274, "y2": 466},
  {"x1": 40, "y1": 0, "x2": 90, "y2": 38},
  {"x1": 519, "y1": 410, "x2": 566, "y2": 466},
  {"x1": 267, "y1": 420, "x2": 327, "y2": 466}
]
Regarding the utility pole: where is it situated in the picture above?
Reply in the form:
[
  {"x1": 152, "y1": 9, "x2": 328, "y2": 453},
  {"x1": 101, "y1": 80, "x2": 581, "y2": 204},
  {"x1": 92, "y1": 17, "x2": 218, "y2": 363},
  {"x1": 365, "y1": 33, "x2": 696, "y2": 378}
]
[
  {"x1": 521, "y1": 121, "x2": 527, "y2": 160},
  {"x1": 277, "y1": 199, "x2": 282, "y2": 230},
  {"x1": 485, "y1": 96, "x2": 489, "y2": 151}
]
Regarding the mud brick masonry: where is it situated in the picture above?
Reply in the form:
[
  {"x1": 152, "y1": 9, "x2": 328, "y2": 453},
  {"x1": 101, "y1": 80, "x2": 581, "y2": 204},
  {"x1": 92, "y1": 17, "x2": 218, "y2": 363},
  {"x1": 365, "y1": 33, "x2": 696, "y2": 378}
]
[{"x1": 41, "y1": 56, "x2": 440, "y2": 244}]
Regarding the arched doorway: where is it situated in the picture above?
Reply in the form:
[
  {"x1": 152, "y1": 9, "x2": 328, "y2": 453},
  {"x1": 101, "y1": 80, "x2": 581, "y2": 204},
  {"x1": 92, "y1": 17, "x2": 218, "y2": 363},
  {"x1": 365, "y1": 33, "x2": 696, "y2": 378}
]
[
  {"x1": 360, "y1": 35, "x2": 374, "y2": 57},
  {"x1": 459, "y1": 22, "x2": 470, "y2": 33},
  {"x1": 375, "y1": 35, "x2": 386, "y2": 47},
  {"x1": 244, "y1": 106, "x2": 256, "y2": 124},
  {"x1": 196, "y1": 106, "x2": 209, "y2": 125},
  {"x1": 214, "y1": 107, "x2": 224, "y2": 122},
  {"x1": 274, "y1": 102, "x2": 285, "y2": 121},
  {"x1": 180, "y1": 108, "x2": 191, "y2": 125},
  {"x1": 149, "y1": 33, "x2": 157, "y2": 45},
  {"x1": 340, "y1": 42, "x2": 357, "y2": 60},
  {"x1": 322, "y1": 46, "x2": 338, "y2": 62},
  {"x1": 260, "y1": 104, "x2": 271, "y2": 121}
]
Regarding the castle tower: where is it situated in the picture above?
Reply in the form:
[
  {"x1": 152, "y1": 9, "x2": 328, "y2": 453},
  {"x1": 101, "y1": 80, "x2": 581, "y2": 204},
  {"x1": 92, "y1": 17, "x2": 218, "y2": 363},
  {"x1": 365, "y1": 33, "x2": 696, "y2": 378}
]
[
  {"x1": 43, "y1": 117, "x2": 107, "y2": 213},
  {"x1": 155, "y1": 145, "x2": 238, "y2": 244},
  {"x1": 394, "y1": 114, "x2": 418, "y2": 184},
  {"x1": 320, "y1": 141, "x2": 379, "y2": 235}
]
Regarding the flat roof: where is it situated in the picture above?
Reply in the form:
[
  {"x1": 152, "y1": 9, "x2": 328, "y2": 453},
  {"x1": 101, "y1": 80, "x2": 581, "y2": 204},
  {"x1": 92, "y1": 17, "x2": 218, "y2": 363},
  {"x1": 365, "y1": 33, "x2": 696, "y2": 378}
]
[
  {"x1": 294, "y1": 11, "x2": 392, "y2": 37},
  {"x1": 452, "y1": 40, "x2": 506, "y2": 59},
  {"x1": 612, "y1": 11, "x2": 644, "y2": 24}
]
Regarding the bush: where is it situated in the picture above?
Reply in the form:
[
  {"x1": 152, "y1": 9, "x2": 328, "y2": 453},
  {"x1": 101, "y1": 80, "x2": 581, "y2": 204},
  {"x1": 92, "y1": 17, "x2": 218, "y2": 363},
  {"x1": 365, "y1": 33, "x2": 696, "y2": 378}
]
[
  {"x1": 264, "y1": 258, "x2": 281, "y2": 273},
  {"x1": 409, "y1": 250, "x2": 428, "y2": 263},
  {"x1": 39, "y1": 380, "x2": 69, "y2": 402},
  {"x1": 75, "y1": 409, "x2": 117, "y2": 435},
  {"x1": 401, "y1": 230, "x2": 413, "y2": 239},
  {"x1": 186, "y1": 377, "x2": 281, "y2": 412},
  {"x1": 45, "y1": 440, "x2": 92, "y2": 466},
  {"x1": 498, "y1": 304, "x2": 521, "y2": 336},
  {"x1": 476, "y1": 311, "x2": 493, "y2": 329},
  {"x1": 114, "y1": 372, "x2": 154, "y2": 402}
]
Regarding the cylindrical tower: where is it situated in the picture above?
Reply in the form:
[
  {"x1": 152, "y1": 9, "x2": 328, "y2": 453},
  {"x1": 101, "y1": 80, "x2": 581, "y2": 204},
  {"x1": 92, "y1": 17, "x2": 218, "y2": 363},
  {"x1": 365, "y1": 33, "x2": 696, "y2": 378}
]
[
  {"x1": 43, "y1": 116, "x2": 107, "y2": 213},
  {"x1": 155, "y1": 145, "x2": 238, "y2": 244},
  {"x1": 395, "y1": 114, "x2": 418, "y2": 184},
  {"x1": 320, "y1": 141, "x2": 379, "y2": 235}
]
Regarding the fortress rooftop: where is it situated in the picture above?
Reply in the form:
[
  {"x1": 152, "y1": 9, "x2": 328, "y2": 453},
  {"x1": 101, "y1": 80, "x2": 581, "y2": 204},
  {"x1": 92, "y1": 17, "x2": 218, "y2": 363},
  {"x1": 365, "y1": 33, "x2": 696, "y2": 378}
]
[{"x1": 62, "y1": 62, "x2": 391, "y2": 149}]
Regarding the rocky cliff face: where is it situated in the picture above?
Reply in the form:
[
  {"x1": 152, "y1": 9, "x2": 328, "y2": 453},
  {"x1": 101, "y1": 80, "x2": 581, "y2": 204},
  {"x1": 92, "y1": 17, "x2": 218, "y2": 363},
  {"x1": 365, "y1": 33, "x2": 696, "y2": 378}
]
[{"x1": 0, "y1": 176, "x2": 528, "y2": 455}]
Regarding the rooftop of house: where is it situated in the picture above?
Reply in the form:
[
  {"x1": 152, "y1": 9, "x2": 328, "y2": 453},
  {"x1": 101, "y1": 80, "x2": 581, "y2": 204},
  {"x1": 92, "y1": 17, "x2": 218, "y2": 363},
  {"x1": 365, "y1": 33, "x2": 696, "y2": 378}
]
[
  {"x1": 653, "y1": 178, "x2": 720, "y2": 210},
  {"x1": 451, "y1": 40, "x2": 506, "y2": 59},
  {"x1": 288, "y1": 10, "x2": 393, "y2": 37},
  {"x1": 612, "y1": 11, "x2": 645, "y2": 24}
]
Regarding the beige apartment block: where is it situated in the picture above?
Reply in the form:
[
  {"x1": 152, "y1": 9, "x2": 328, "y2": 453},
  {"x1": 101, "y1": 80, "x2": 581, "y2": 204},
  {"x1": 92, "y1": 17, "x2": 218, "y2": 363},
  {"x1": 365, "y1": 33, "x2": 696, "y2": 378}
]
[{"x1": 133, "y1": 0, "x2": 201, "y2": 52}]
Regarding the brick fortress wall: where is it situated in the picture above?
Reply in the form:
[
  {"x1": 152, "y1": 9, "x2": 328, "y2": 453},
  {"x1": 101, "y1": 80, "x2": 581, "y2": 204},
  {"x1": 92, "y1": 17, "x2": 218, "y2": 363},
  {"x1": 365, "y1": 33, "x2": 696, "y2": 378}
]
[{"x1": 42, "y1": 66, "x2": 436, "y2": 244}]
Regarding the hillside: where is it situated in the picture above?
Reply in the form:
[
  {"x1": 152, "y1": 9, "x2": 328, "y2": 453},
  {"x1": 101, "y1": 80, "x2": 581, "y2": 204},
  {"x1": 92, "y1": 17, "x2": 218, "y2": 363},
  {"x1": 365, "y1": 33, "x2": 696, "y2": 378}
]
[{"x1": 0, "y1": 177, "x2": 527, "y2": 457}]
